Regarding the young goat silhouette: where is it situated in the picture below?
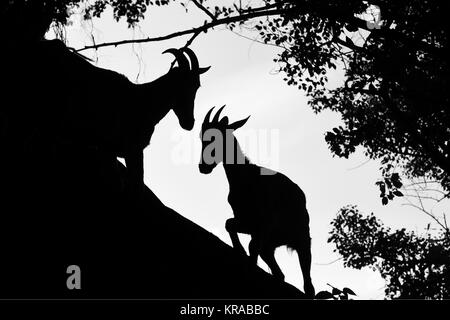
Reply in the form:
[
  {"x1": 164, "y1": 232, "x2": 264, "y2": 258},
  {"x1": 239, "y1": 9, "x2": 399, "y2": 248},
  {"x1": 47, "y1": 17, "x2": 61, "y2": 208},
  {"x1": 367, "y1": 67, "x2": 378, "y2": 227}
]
[
  {"x1": 40, "y1": 40, "x2": 210, "y2": 193},
  {"x1": 198, "y1": 106, "x2": 315, "y2": 297}
]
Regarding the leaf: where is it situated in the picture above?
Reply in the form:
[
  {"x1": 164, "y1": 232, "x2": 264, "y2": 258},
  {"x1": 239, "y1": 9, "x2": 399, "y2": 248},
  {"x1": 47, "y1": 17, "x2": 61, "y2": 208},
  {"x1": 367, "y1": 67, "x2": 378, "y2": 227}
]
[
  {"x1": 345, "y1": 36, "x2": 354, "y2": 47},
  {"x1": 345, "y1": 23, "x2": 359, "y2": 32},
  {"x1": 393, "y1": 190, "x2": 403, "y2": 197},
  {"x1": 343, "y1": 287, "x2": 357, "y2": 296},
  {"x1": 315, "y1": 291, "x2": 334, "y2": 300},
  {"x1": 392, "y1": 180, "x2": 403, "y2": 188},
  {"x1": 382, "y1": 197, "x2": 388, "y2": 205},
  {"x1": 385, "y1": 178, "x2": 392, "y2": 188},
  {"x1": 379, "y1": 182, "x2": 386, "y2": 194},
  {"x1": 332, "y1": 287, "x2": 342, "y2": 295}
]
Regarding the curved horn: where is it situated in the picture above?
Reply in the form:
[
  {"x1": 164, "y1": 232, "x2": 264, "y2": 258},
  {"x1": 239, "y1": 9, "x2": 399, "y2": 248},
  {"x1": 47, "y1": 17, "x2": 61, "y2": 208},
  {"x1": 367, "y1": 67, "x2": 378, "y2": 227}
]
[
  {"x1": 212, "y1": 105, "x2": 226, "y2": 123},
  {"x1": 181, "y1": 47, "x2": 199, "y2": 71},
  {"x1": 204, "y1": 107, "x2": 215, "y2": 124},
  {"x1": 181, "y1": 47, "x2": 211, "y2": 74},
  {"x1": 162, "y1": 48, "x2": 189, "y2": 70}
]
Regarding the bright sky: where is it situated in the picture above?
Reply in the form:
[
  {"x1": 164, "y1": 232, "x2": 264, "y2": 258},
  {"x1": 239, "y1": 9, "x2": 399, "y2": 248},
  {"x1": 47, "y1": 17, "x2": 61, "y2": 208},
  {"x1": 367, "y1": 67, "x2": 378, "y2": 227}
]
[{"x1": 51, "y1": 2, "x2": 448, "y2": 300}]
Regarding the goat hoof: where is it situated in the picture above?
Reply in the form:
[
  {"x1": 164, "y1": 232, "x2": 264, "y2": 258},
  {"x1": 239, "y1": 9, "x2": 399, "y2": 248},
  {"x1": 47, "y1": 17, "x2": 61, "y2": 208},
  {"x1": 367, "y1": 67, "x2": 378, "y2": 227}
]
[{"x1": 304, "y1": 283, "x2": 315, "y2": 299}]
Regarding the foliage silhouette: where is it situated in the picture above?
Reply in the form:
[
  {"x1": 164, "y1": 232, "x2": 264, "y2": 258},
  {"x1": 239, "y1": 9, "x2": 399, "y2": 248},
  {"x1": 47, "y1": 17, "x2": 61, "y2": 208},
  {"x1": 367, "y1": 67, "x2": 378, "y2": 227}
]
[
  {"x1": 315, "y1": 284, "x2": 356, "y2": 300},
  {"x1": 329, "y1": 206, "x2": 450, "y2": 299},
  {"x1": 199, "y1": 106, "x2": 315, "y2": 298},
  {"x1": 255, "y1": 1, "x2": 449, "y2": 202}
]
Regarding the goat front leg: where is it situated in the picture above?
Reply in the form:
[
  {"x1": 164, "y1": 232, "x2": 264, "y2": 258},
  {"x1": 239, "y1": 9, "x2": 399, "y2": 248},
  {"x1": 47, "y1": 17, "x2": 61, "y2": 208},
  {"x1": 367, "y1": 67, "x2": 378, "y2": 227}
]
[
  {"x1": 124, "y1": 147, "x2": 144, "y2": 198},
  {"x1": 248, "y1": 237, "x2": 261, "y2": 265},
  {"x1": 225, "y1": 218, "x2": 246, "y2": 255}
]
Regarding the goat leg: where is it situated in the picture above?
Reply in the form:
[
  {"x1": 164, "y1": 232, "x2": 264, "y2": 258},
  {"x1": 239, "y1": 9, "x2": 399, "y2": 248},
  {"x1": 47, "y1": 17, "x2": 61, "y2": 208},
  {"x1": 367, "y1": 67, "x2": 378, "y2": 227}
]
[
  {"x1": 260, "y1": 248, "x2": 285, "y2": 281},
  {"x1": 225, "y1": 218, "x2": 246, "y2": 255},
  {"x1": 296, "y1": 237, "x2": 315, "y2": 298},
  {"x1": 248, "y1": 237, "x2": 260, "y2": 265}
]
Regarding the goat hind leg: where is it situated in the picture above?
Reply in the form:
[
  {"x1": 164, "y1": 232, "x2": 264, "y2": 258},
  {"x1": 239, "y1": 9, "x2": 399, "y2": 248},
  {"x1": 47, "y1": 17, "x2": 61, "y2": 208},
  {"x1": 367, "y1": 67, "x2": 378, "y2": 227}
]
[
  {"x1": 260, "y1": 249, "x2": 284, "y2": 281},
  {"x1": 295, "y1": 237, "x2": 315, "y2": 298}
]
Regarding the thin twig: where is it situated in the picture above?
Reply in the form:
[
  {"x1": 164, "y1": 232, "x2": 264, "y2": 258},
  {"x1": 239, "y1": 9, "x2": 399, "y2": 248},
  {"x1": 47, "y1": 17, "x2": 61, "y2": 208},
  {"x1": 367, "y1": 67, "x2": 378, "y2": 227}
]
[
  {"x1": 191, "y1": 0, "x2": 216, "y2": 21},
  {"x1": 402, "y1": 202, "x2": 447, "y2": 231},
  {"x1": 183, "y1": 29, "x2": 201, "y2": 48},
  {"x1": 347, "y1": 158, "x2": 371, "y2": 171},
  {"x1": 230, "y1": 29, "x2": 289, "y2": 52},
  {"x1": 315, "y1": 257, "x2": 343, "y2": 266},
  {"x1": 77, "y1": 7, "x2": 293, "y2": 52},
  {"x1": 402, "y1": 194, "x2": 445, "y2": 202},
  {"x1": 169, "y1": 29, "x2": 202, "y2": 68}
]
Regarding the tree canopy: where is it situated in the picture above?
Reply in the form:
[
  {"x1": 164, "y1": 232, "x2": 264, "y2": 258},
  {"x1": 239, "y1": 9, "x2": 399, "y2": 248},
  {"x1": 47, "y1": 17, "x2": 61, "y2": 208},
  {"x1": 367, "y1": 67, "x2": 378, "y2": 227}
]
[{"x1": 329, "y1": 206, "x2": 450, "y2": 299}]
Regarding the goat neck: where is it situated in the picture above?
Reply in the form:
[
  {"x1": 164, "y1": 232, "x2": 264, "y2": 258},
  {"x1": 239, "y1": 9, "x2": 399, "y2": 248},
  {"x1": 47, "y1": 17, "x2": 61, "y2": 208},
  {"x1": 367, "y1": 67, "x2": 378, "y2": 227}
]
[
  {"x1": 222, "y1": 135, "x2": 258, "y2": 185},
  {"x1": 136, "y1": 72, "x2": 178, "y2": 126}
]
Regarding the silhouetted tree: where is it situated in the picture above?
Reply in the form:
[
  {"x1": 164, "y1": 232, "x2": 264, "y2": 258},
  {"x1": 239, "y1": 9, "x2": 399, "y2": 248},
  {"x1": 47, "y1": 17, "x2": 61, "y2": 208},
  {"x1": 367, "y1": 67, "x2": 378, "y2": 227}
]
[
  {"x1": 329, "y1": 205, "x2": 450, "y2": 299},
  {"x1": 261, "y1": 0, "x2": 450, "y2": 204},
  {"x1": 1, "y1": 0, "x2": 174, "y2": 43}
]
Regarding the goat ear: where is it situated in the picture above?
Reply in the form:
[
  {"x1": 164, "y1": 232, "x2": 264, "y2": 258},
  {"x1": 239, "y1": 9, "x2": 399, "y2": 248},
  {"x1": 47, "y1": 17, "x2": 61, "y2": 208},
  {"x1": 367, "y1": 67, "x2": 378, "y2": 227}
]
[
  {"x1": 198, "y1": 66, "x2": 211, "y2": 74},
  {"x1": 229, "y1": 116, "x2": 250, "y2": 130}
]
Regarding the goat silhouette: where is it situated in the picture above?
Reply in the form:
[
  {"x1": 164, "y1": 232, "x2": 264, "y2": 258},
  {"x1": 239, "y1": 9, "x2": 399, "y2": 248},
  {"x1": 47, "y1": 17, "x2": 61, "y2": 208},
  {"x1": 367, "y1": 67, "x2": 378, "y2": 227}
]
[
  {"x1": 37, "y1": 40, "x2": 210, "y2": 194},
  {"x1": 198, "y1": 106, "x2": 315, "y2": 298}
]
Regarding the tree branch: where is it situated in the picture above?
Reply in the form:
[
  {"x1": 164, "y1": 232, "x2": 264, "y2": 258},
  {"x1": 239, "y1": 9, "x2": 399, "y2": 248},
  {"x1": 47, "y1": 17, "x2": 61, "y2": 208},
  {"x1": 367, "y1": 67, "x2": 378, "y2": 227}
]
[
  {"x1": 379, "y1": 88, "x2": 450, "y2": 176},
  {"x1": 348, "y1": 16, "x2": 446, "y2": 58},
  {"x1": 403, "y1": 202, "x2": 447, "y2": 232},
  {"x1": 77, "y1": 7, "x2": 293, "y2": 52},
  {"x1": 191, "y1": 0, "x2": 216, "y2": 21},
  {"x1": 169, "y1": 29, "x2": 202, "y2": 68},
  {"x1": 334, "y1": 37, "x2": 367, "y2": 53}
]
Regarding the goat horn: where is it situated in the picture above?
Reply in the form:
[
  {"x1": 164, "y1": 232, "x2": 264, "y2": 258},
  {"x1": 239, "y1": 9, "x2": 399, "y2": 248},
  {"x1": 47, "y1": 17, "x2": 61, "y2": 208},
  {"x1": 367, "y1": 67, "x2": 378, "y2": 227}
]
[
  {"x1": 204, "y1": 107, "x2": 215, "y2": 124},
  {"x1": 212, "y1": 105, "x2": 226, "y2": 123},
  {"x1": 162, "y1": 48, "x2": 189, "y2": 70},
  {"x1": 181, "y1": 47, "x2": 211, "y2": 74},
  {"x1": 181, "y1": 47, "x2": 199, "y2": 71}
]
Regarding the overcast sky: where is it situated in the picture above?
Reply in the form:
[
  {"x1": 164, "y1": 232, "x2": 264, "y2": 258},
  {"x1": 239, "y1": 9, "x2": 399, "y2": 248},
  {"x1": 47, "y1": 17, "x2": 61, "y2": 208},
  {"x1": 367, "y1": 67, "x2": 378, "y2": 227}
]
[{"x1": 51, "y1": 2, "x2": 448, "y2": 299}]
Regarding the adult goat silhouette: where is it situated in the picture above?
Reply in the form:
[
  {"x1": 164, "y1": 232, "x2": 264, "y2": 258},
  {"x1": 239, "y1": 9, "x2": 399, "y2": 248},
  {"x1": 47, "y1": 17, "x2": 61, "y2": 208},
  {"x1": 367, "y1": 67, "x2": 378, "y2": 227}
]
[
  {"x1": 39, "y1": 40, "x2": 210, "y2": 194},
  {"x1": 198, "y1": 106, "x2": 314, "y2": 297}
]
